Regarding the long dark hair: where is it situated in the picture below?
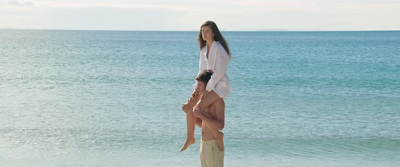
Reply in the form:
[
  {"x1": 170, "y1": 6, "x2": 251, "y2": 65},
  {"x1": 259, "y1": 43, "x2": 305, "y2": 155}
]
[{"x1": 197, "y1": 21, "x2": 231, "y2": 59}]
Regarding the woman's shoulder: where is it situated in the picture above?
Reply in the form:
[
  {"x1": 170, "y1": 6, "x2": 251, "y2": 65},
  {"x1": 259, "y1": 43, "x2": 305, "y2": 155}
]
[
  {"x1": 213, "y1": 42, "x2": 229, "y2": 57},
  {"x1": 214, "y1": 41, "x2": 223, "y2": 48}
]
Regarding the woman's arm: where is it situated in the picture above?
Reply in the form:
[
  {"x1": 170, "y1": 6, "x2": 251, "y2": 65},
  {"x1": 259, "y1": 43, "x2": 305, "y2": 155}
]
[
  {"x1": 198, "y1": 48, "x2": 207, "y2": 75},
  {"x1": 206, "y1": 47, "x2": 229, "y2": 92}
]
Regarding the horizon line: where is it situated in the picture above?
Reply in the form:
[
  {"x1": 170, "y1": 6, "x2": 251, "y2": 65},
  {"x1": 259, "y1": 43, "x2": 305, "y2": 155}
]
[{"x1": 1, "y1": 28, "x2": 399, "y2": 32}]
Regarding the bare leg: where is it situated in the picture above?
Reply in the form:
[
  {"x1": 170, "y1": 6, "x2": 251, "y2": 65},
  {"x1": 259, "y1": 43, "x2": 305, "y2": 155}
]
[
  {"x1": 209, "y1": 127, "x2": 224, "y2": 151},
  {"x1": 202, "y1": 110, "x2": 224, "y2": 151},
  {"x1": 180, "y1": 90, "x2": 200, "y2": 152},
  {"x1": 180, "y1": 107, "x2": 196, "y2": 152},
  {"x1": 182, "y1": 90, "x2": 199, "y2": 112},
  {"x1": 194, "y1": 90, "x2": 220, "y2": 115},
  {"x1": 193, "y1": 91, "x2": 223, "y2": 150}
]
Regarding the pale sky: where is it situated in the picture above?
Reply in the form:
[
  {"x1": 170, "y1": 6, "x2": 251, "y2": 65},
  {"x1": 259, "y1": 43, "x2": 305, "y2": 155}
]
[{"x1": 1, "y1": 0, "x2": 399, "y2": 31}]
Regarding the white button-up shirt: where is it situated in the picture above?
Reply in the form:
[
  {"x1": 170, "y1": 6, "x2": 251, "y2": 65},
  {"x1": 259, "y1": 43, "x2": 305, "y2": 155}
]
[{"x1": 198, "y1": 41, "x2": 230, "y2": 98}]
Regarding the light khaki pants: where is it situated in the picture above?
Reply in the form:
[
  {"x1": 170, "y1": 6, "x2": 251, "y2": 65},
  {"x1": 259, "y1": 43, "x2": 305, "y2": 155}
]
[{"x1": 200, "y1": 140, "x2": 224, "y2": 167}]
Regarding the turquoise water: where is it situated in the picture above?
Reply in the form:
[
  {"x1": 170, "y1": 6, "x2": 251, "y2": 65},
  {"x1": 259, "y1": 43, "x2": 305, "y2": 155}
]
[{"x1": 0, "y1": 30, "x2": 399, "y2": 167}]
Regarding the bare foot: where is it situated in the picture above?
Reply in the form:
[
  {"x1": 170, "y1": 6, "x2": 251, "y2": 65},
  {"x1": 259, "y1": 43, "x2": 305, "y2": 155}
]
[
  {"x1": 180, "y1": 138, "x2": 196, "y2": 152},
  {"x1": 216, "y1": 132, "x2": 224, "y2": 151},
  {"x1": 185, "y1": 98, "x2": 197, "y2": 107},
  {"x1": 184, "y1": 91, "x2": 201, "y2": 107}
]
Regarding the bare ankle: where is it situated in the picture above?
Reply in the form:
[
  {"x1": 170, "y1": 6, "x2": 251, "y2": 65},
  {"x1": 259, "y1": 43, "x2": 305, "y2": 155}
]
[
  {"x1": 217, "y1": 132, "x2": 224, "y2": 139},
  {"x1": 181, "y1": 138, "x2": 196, "y2": 152}
]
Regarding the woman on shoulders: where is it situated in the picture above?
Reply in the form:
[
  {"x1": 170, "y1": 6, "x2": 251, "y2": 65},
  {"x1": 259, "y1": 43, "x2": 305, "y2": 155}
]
[{"x1": 181, "y1": 21, "x2": 231, "y2": 151}]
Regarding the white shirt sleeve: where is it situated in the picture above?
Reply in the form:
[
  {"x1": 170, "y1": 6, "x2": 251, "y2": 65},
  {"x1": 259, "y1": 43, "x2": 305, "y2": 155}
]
[
  {"x1": 194, "y1": 48, "x2": 207, "y2": 89},
  {"x1": 206, "y1": 46, "x2": 229, "y2": 92},
  {"x1": 198, "y1": 48, "x2": 207, "y2": 75}
]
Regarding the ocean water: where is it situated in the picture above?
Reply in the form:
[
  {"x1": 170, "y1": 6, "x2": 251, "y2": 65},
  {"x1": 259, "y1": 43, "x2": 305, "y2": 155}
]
[{"x1": 0, "y1": 30, "x2": 399, "y2": 167}]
